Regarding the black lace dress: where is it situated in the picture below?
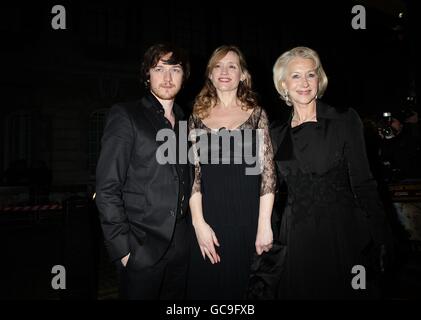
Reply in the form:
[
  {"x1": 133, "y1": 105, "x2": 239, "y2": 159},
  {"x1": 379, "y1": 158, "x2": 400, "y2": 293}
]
[
  {"x1": 269, "y1": 101, "x2": 390, "y2": 299},
  {"x1": 186, "y1": 107, "x2": 276, "y2": 300}
]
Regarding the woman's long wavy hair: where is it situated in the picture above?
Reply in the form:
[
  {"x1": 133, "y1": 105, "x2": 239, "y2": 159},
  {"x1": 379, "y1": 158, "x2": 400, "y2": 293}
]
[{"x1": 193, "y1": 45, "x2": 259, "y2": 119}]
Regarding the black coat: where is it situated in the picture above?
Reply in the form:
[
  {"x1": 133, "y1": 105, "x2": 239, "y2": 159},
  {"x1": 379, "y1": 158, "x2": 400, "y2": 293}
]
[
  {"x1": 270, "y1": 100, "x2": 390, "y2": 245},
  {"x1": 95, "y1": 95, "x2": 190, "y2": 270},
  {"x1": 247, "y1": 101, "x2": 392, "y2": 299}
]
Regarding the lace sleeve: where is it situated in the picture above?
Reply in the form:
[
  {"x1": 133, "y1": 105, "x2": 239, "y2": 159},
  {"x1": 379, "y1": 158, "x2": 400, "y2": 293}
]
[
  {"x1": 188, "y1": 114, "x2": 202, "y2": 195},
  {"x1": 257, "y1": 108, "x2": 277, "y2": 196}
]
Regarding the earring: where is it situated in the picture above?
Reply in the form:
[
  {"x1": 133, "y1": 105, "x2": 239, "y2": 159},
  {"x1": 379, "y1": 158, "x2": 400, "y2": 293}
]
[{"x1": 284, "y1": 90, "x2": 289, "y2": 102}]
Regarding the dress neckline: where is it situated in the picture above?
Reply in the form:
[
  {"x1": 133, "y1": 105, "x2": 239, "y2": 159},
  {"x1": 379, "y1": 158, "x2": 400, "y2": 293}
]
[
  {"x1": 199, "y1": 107, "x2": 258, "y2": 131},
  {"x1": 291, "y1": 120, "x2": 318, "y2": 130}
]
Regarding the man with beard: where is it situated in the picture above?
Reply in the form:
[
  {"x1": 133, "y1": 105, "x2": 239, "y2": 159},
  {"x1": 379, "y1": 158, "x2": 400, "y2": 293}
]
[{"x1": 96, "y1": 43, "x2": 191, "y2": 299}]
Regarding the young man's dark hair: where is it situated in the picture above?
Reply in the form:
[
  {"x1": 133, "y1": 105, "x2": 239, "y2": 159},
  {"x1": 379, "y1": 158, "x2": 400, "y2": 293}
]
[{"x1": 140, "y1": 43, "x2": 190, "y2": 88}]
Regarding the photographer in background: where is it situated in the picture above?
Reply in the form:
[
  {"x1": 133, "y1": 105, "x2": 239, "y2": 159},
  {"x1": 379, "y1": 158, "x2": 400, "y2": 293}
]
[{"x1": 378, "y1": 105, "x2": 421, "y2": 182}]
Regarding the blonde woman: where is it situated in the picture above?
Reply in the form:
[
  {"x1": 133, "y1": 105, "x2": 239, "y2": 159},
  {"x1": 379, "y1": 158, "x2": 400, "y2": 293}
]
[{"x1": 270, "y1": 46, "x2": 391, "y2": 299}]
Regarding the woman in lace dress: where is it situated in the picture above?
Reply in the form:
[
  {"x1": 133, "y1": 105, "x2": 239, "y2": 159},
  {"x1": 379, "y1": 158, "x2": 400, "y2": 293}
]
[
  {"x1": 186, "y1": 45, "x2": 276, "y2": 299},
  {"x1": 270, "y1": 46, "x2": 391, "y2": 299}
]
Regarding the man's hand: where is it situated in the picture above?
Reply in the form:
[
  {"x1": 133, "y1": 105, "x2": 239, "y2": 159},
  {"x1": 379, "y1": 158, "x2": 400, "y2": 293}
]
[{"x1": 121, "y1": 253, "x2": 130, "y2": 267}]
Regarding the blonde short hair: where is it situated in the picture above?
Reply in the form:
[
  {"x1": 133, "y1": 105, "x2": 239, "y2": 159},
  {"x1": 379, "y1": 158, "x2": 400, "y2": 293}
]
[{"x1": 273, "y1": 46, "x2": 328, "y2": 106}]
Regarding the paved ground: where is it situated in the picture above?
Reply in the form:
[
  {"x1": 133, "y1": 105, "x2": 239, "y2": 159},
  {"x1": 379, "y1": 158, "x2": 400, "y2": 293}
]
[
  {"x1": 1, "y1": 210, "x2": 420, "y2": 300},
  {"x1": 0, "y1": 209, "x2": 119, "y2": 300}
]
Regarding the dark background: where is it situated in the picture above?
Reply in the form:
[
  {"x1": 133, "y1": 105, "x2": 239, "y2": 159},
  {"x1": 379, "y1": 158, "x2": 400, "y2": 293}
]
[
  {"x1": 0, "y1": 0, "x2": 420, "y2": 300},
  {"x1": 1, "y1": 0, "x2": 418, "y2": 187}
]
